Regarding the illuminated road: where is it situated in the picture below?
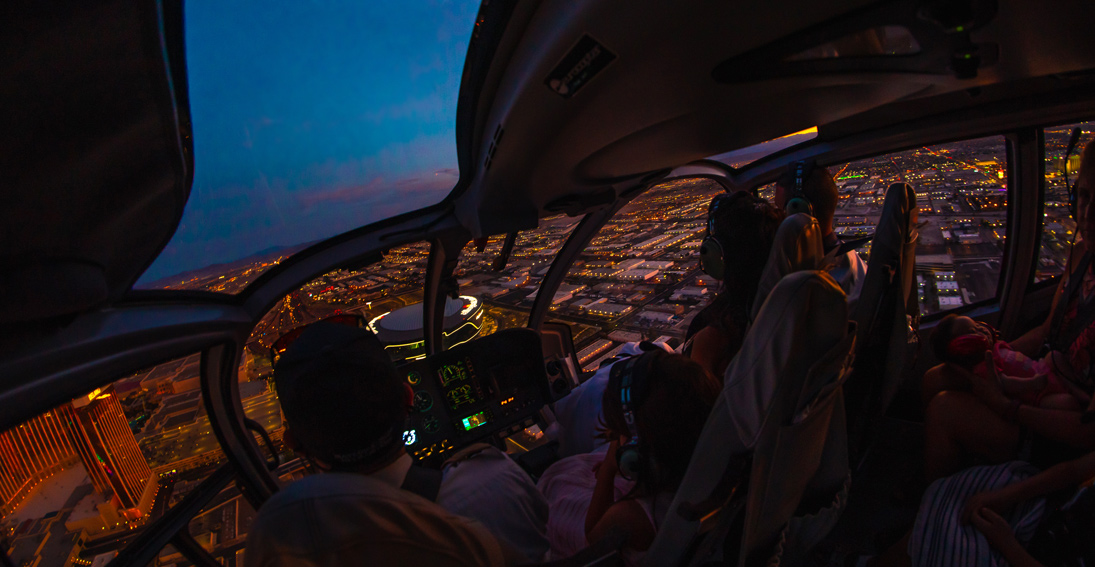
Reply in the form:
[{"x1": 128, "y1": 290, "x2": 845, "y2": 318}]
[{"x1": 141, "y1": 389, "x2": 282, "y2": 468}]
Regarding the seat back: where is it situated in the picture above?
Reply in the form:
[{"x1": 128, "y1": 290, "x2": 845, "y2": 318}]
[
  {"x1": 646, "y1": 270, "x2": 854, "y2": 566},
  {"x1": 750, "y1": 213, "x2": 824, "y2": 320},
  {"x1": 845, "y1": 183, "x2": 919, "y2": 458}
]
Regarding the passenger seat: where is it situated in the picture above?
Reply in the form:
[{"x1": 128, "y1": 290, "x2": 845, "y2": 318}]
[
  {"x1": 647, "y1": 270, "x2": 855, "y2": 566},
  {"x1": 751, "y1": 213, "x2": 824, "y2": 320},
  {"x1": 845, "y1": 182, "x2": 919, "y2": 462}
]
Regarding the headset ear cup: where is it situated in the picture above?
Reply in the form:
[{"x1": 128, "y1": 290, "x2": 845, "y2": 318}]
[
  {"x1": 786, "y1": 196, "x2": 813, "y2": 217},
  {"x1": 617, "y1": 444, "x2": 643, "y2": 481},
  {"x1": 699, "y1": 236, "x2": 726, "y2": 281}
]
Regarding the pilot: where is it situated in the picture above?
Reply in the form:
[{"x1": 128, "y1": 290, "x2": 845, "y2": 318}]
[
  {"x1": 245, "y1": 321, "x2": 549, "y2": 566},
  {"x1": 774, "y1": 161, "x2": 867, "y2": 304}
]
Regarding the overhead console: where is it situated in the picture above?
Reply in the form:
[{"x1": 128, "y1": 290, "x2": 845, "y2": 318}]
[{"x1": 399, "y1": 328, "x2": 564, "y2": 465}]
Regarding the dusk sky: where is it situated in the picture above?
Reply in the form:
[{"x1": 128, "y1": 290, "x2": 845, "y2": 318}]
[{"x1": 138, "y1": 1, "x2": 480, "y2": 284}]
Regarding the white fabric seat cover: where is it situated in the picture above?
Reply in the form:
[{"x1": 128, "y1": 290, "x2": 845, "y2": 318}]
[
  {"x1": 846, "y1": 182, "x2": 918, "y2": 448},
  {"x1": 751, "y1": 213, "x2": 824, "y2": 320},
  {"x1": 646, "y1": 270, "x2": 853, "y2": 566}
]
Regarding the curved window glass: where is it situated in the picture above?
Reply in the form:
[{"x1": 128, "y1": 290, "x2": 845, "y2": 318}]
[
  {"x1": 550, "y1": 180, "x2": 723, "y2": 371},
  {"x1": 1036, "y1": 122, "x2": 1094, "y2": 283},
  {"x1": 707, "y1": 127, "x2": 817, "y2": 169},
  {"x1": 0, "y1": 353, "x2": 227, "y2": 565},
  {"x1": 137, "y1": 1, "x2": 480, "y2": 291},
  {"x1": 450, "y1": 217, "x2": 582, "y2": 342},
  {"x1": 829, "y1": 135, "x2": 1008, "y2": 317}
]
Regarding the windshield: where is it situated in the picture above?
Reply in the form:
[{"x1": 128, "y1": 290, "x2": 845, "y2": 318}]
[
  {"x1": 706, "y1": 127, "x2": 818, "y2": 168},
  {"x1": 136, "y1": 1, "x2": 480, "y2": 292}
]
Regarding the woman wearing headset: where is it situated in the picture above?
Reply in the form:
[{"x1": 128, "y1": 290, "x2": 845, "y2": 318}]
[
  {"x1": 922, "y1": 139, "x2": 1095, "y2": 483},
  {"x1": 584, "y1": 350, "x2": 720, "y2": 563},
  {"x1": 687, "y1": 191, "x2": 783, "y2": 378}
]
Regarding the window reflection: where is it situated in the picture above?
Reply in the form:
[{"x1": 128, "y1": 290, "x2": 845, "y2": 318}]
[
  {"x1": 541, "y1": 180, "x2": 726, "y2": 371},
  {"x1": 830, "y1": 135, "x2": 1008, "y2": 316},
  {"x1": 1, "y1": 354, "x2": 223, "y2": 566},
  {"x1": 1037, "y1": 122, "x2": 1094, "y2": 283}
]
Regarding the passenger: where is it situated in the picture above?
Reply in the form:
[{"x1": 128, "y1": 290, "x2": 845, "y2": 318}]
[
  {"x1": 687, "y1": 191, "x2": 783, "y2": 377},
  {"x1": 922, "y1": 140, "x2": 1095, "y2": 481},
  {"x1": 773, "y1": 161, "x2": 868, "y2": 304},
  {"x1": 538, "y1": 350, "x2": 719, "y2": 563},
  {"x1": 245, "y1": 322, "x2": 548, "y2": 567},
  {"x1": 927, "y1": 314, "x2": 1084, "y2": 410},
  {"x1": 871, "y1": 451, "x2": 1095, "y2": 567},
  {"x1": 548, "y1": 340, "x2": 673, "y2": 458},
  {"x1": 551, "y1": 193, "x2": 777, "y2": 456}
]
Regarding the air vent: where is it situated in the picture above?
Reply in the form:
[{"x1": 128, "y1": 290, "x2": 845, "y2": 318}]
[{"x1": 484, "y1": 124, "x2": 504, "y2": 170}]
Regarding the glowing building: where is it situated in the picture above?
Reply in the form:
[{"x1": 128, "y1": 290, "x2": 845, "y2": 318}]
[
  {"x1": 368, "y1": 296, "x2": 484, "y2": 361},
  {"x1": 0, "y1": 411, "x2": 78, "y2": 516},
  {"x1": 1, "y1": 386, "x2": 157, "y2": 524},
  {"x1": 64, "y1": 386, "x2": 157, "y2": 512}
]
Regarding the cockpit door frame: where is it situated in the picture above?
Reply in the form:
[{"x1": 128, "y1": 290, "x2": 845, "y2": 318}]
[
  {"x1": 202, "y1": 341, "x2": 279, "y2": 507},
  {"x1": 527, "y1": 202, "x2": 625, "y2": 331},
  {"x1": 996, "y1": 127, "x2": 1044, "y2": 337},
  {"x1": 424, "y1": 232, "x2": 472, "y2": 355}
]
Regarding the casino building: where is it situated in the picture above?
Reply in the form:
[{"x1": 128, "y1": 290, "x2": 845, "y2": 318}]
[{"x1": 368, "y1": 295, "x2": 484, "y2": 361}]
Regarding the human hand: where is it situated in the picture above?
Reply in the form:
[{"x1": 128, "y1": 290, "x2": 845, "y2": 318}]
[
  {"x1": 973, "y1": 352, "x2": 1011, "y2": 415},
  {"x1": 961, "y1": 489, "x2": 1013, "y2": 525},
  {"x1": 970, "y1": 507, "x2": 1021, "y2": 552},
  {"x1": 594, "y1": 439, "x2": 621, "y2": 481}
]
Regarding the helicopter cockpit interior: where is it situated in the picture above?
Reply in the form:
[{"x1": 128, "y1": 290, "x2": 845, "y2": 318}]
[{"x1": 3, "y1": 0, "x2": 1095, "y2": 565}]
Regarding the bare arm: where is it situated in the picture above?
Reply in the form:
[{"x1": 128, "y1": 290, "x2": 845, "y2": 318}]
[
  {"x1": 975, "y1": 353, "x2": 1095, "y2": 449},
  {"x1": 586, "y1": 440, "x2": 621, "y2": 536},
  {"x1": 1014, "y1": 403, "x2": 1095, "y2": 449},
  {"x1": 586, "y1": 499, "x2": 656, "y2": 551},
  {"x1": 971, "y1": 508, "x2": 1045, "y2": 567},
  {"x1": 688, "y1": 326, "x2": 731, "y2": 379},
  {"x1": 1011, "y1": 245, "x2": 1085, "y2": 357},
  {"x1": 964, "y1": 452, "x2": 1095, "y2": 523},
  {"x1": 1008, "y1": 278, "x2": 1067, "y2": 357}
]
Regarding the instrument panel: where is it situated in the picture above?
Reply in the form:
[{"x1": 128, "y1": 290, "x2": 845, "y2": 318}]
[{"x1": 398, "y1": 328, "x2": 554, "y2": 464}]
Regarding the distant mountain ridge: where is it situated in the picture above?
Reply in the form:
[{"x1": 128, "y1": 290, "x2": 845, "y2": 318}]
[{"x1": 142, "y1": 242, "x2": 316, "y2": 288}]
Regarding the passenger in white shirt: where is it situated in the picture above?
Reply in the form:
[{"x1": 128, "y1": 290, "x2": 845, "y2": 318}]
[
  {"x1": 773, "y1": 161, "x2": 868, "y2": 306},
  {"x1": 245, "y1": 322, "x2": 549, "y2": 567}
]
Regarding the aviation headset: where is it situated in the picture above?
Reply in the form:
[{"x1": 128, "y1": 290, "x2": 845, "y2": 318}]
[
  {"x1": 700, "y1": 191, "x2": 762, "y2": 281},
  {"x1": 607, "y1": 349, "x2": 661, "y2": 483},
  {"x1": 699, "y1": 193, "x2": 732, "y2": 281},
  {"x1": 784, "y1": 160, "x2": 816, "y2": 217}
]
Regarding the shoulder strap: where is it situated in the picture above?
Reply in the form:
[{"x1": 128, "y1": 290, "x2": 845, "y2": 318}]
[
  {"x1": 1050, "y1": 252, "x2": 1095, "y2": 352},
  {"x1": 401, "y1": 464, "x2": 444, "y2": 502}
]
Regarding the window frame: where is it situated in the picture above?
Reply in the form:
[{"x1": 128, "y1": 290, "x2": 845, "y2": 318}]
[{"x1": 769, "y1": 132, "x2": 1016, "y2": 322}]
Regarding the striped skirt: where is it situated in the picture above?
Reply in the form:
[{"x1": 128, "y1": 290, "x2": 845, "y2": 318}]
[{"x1": 910, "y1": 461, "x2": 1046, "y2": 567}]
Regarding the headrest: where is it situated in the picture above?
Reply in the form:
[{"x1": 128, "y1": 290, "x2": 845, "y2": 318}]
[
  {"x1": 850, "y1": 182, "x2": 917, "y2": 328},
  {"x1": 877, "y1": 183, "x2": 916, "y2": 246},
  {"x1": 645, "y1": 271, "x2": 850, "y2": 565},
  {"x1": 727, "y1": 270, "x2": 848, "y2": 451},
  {"x1": 751, "y1": 214, "x2": 824, "y2": 320}
]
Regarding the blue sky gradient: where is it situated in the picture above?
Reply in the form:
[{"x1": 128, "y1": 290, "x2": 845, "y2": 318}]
[{"x1": 139, "y1": 1, "x2": 479, "y2": 284}]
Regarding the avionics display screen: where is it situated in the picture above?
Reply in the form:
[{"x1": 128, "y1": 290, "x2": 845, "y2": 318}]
[
  {"x1": 445, "y1": 384, "x2": 479, "y2": 410},
  {"x1": 438, "y1": 359, "x2": 472, "y2": 387},
  {"x1": 460, "y1": 410, "x2": 491, "y2": 431},
  {"x1": 439, "y1": 358, "x2": 486, "y2": 411}
]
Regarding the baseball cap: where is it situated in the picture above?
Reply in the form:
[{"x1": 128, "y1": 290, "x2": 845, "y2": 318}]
[{"x1": 273, "y1": 321, "x2": 407, "y2": 466}]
